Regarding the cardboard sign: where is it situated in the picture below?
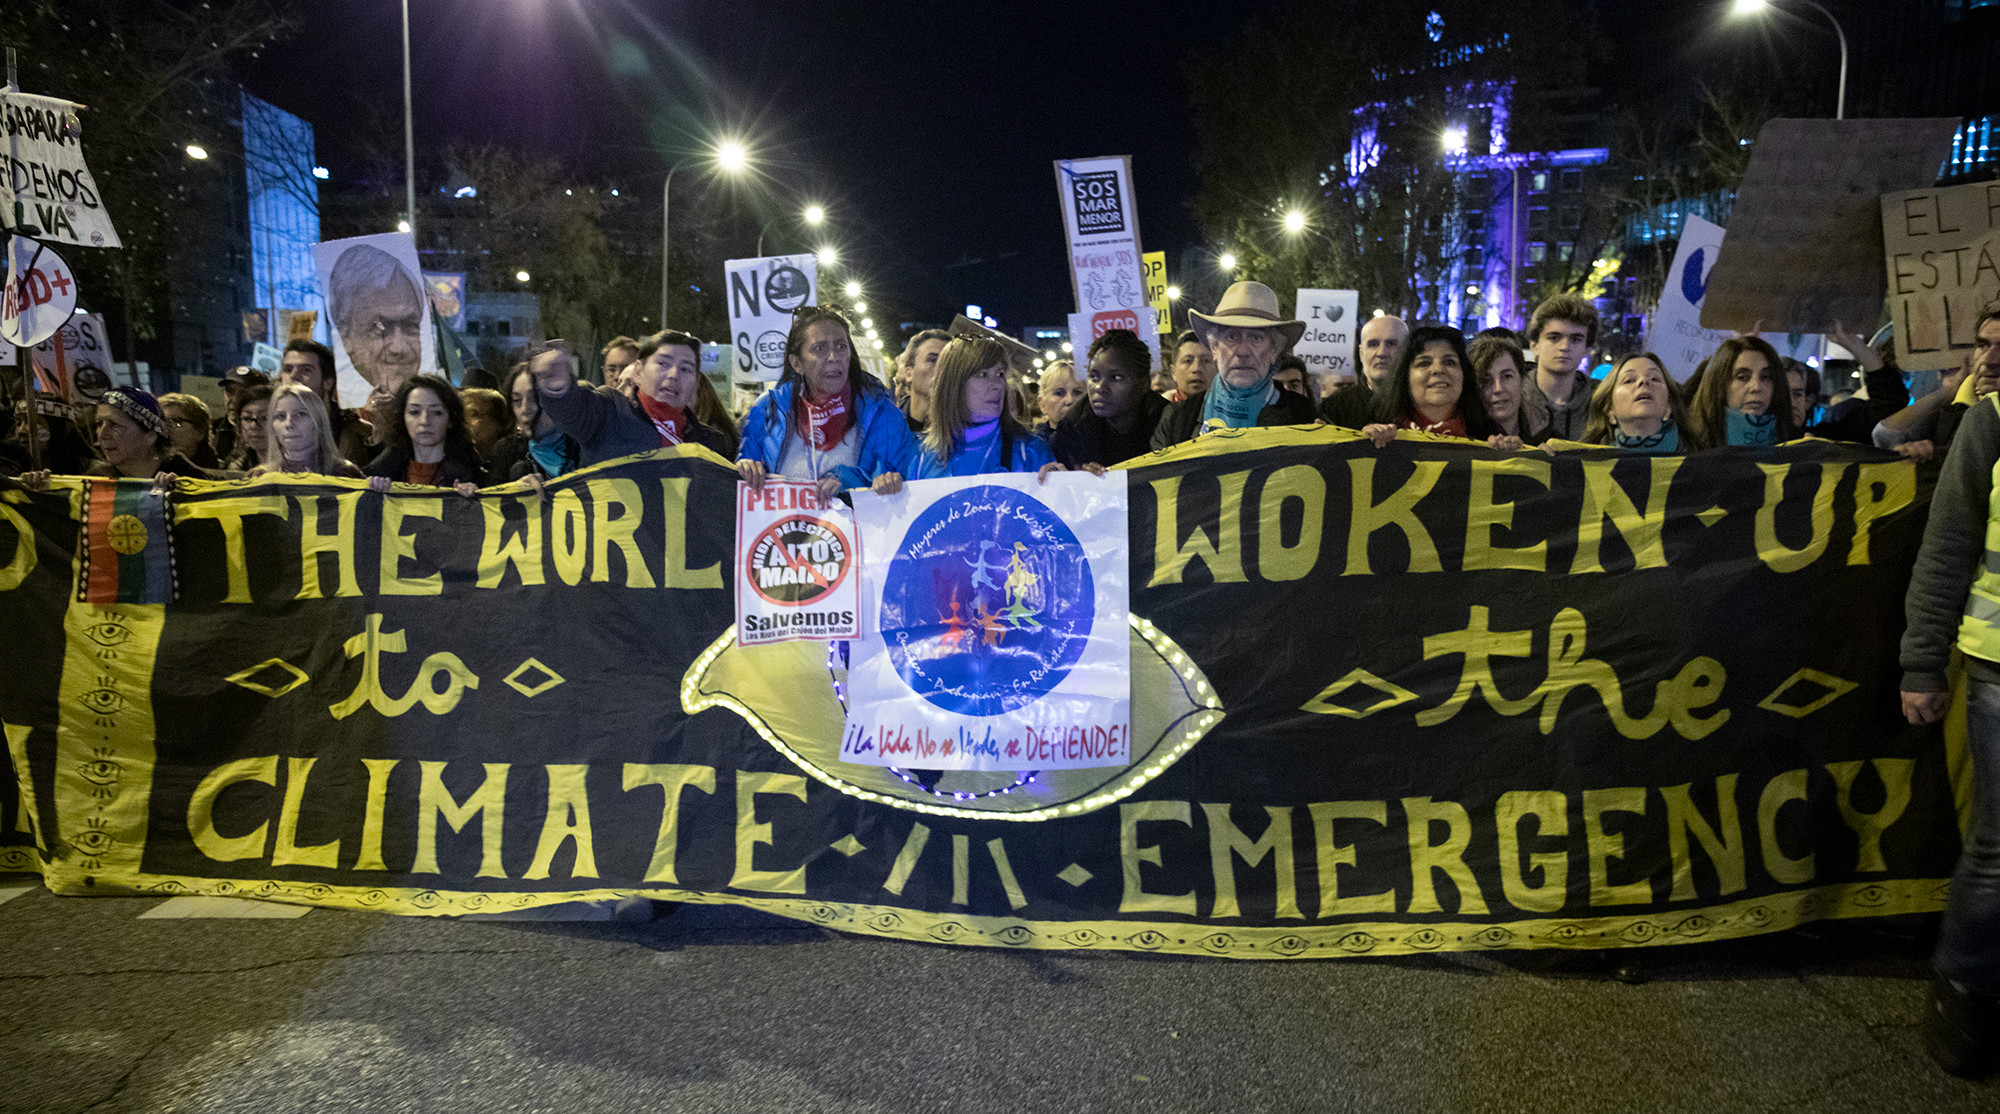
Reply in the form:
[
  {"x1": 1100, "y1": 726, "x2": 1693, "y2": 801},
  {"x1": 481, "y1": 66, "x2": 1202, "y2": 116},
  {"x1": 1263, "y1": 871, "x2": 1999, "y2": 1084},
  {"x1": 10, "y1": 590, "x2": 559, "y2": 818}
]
[
  {"x1": 1646, "y1": 216, "x2": 1812, "y2": 381},
  {"x1": 1054, "y1": 156, "x2": 1146, "y2": 315},
  {"x1": 1143, "y1": 251, "x2": 1170, "y2": 335},
  {"x1": 725, "y1": 254, "x2": 818, "y2": 382},
  {"x1": 1066, "y1": 307, "x2": 1162, "y2": 369},
  {"x1": 1293, "y1": 289, "x2": 1361, "y2": 379},
  {"x1": 282, "y1": 309, "x2": 319, "y2": 343},
  {"x1": 2, "y1": 236, "x2": 77, "y2": 347},
  {"x1": 1700, "y1": 117, "x2": 1959, "y2": 334},
  {"x1": 735, "y1": 480, "x2": 862, "y2": 646},
  {"x1": 1880, "y1": 180, "x2": 2000, "y2": 371},
  {"x1": 0, "y1": 92, "x2": 122, "y2": 248},
  {"x1": 28, "y1": 312, "x2": 112, "y2": 400},
  {"x1": 845, "y1": 473, "x2": 1131, "y2": 772},
  {"x1": 313, "y1": 232, "x2": 438, "y2": 408}
]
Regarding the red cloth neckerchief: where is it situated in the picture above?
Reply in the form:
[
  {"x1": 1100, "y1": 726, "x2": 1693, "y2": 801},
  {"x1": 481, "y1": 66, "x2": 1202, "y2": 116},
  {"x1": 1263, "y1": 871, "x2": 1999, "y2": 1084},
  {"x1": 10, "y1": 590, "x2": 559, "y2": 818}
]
[
  {"x1": 1400, "y1": 412, "x2": 1466, "y2": 438},
  {"x1": 800, "y1": 387, "x2": 852, "y2": 451},
  {"x1": 637, "y1": 392, "x2": 688, "y2": 445}
]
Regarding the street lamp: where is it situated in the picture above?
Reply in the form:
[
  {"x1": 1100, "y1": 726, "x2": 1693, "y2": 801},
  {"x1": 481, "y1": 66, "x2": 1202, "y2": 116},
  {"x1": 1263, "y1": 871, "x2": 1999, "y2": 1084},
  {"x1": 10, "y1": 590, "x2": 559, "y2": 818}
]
[
  {"x1": 843, "y1": 280, "x2": 862, "y2": 298},
  {"x1": 817, "y1": 245, "x2": 838, "y2": 267},
  {"x1": 804, "y1": 204, "x2": 825, "y2": 226},
  {"x1": 401, "y1": 0, "x2": 416, "y2": 240},
  {"x1": 1728, "y1": 0, "x2": 1847, "y2": 120},
  {"x1": 1218, "y1": 251, "x2": 1238, "y2": 271},
  {"x1": 1282, "y1": 210, "x2": 1307, "y2": 235},
  {"x1": 662, "y1": 139, "x2": 751, "y2": 328},
  {"x1": 1166, "y1": 285, "x2": 1182, "y2": 300}
]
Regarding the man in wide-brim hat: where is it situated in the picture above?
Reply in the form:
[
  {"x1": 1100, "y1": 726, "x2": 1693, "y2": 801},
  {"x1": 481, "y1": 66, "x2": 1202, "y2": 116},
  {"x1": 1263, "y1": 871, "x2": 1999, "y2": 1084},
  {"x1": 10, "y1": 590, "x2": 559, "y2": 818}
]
[{"x1": 1152, "y1": 280, "x2": 1317, "y2": 448}]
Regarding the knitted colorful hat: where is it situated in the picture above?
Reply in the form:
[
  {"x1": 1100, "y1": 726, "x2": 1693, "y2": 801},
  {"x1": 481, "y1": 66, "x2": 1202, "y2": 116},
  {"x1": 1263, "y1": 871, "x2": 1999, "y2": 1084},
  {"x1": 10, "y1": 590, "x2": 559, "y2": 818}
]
[{"x1": 99, "y1": 387, "x2": 168, "y2": 440}]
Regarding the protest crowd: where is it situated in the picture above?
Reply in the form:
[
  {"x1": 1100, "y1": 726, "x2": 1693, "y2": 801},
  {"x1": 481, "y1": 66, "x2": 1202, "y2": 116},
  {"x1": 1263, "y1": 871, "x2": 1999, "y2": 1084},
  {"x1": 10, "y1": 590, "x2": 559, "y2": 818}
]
[{"x1": 6, "y1": 272, "x2": 2000, "y2": 1079}]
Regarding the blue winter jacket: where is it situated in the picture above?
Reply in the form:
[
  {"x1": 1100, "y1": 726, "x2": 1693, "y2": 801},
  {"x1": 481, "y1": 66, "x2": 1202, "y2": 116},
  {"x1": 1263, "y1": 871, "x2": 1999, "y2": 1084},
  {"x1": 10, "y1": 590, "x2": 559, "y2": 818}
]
[
  {"x1": 905, "y1": 422, "x2": 1056, "y2": 479},
  {"x1": 738, "y1": 380, "x2": 918, "y2": 491}
]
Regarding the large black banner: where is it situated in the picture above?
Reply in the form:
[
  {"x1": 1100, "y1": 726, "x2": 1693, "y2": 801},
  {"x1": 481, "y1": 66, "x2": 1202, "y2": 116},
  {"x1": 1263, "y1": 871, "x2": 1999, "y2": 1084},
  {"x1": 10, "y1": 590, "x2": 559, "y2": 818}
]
[{"x1": 0, "y1": 430, "x2": 1963, "y2": 957}]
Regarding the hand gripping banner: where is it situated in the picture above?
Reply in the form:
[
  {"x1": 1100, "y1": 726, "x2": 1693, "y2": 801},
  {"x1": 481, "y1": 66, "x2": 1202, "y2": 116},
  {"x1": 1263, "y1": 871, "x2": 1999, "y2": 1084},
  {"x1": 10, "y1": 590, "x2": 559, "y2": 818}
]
[{"x1": 0, "y1": 432, "x2": 1963, "y2": 959}]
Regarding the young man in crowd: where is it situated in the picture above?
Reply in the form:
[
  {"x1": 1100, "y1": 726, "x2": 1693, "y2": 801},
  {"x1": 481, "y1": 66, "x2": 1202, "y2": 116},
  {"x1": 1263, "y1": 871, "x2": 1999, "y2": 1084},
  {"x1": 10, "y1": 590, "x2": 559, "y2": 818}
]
[
  {"x1": 1167, "y1": 329, "x2": 1216, "y2": 403},
  {"x1": 1527, "y1": 292, "x2": 1598, "y2": 441},
  {"x1": 1317, "y1": 313, "x2": 1407, "y2": 427},
  {"x1": 1273, "y1": 355, "x2": 1314, "y2": 401},
  {"x1": 279, "y1": 339, "x2": 375, "y2": 464}
]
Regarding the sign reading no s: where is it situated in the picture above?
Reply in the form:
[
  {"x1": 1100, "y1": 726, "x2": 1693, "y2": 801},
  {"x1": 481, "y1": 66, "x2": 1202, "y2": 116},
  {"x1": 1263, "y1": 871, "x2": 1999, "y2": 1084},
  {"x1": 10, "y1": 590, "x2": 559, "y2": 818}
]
[{"x1": 724, "y1": 254, "x2": 819, "y2": 383}]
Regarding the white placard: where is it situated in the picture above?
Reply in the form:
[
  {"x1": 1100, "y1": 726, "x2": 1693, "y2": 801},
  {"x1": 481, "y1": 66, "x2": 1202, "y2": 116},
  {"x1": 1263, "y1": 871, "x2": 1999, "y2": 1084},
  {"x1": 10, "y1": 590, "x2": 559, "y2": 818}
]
[
  {"x1": 1066, "y1": 307, "x2": 1161, "y2": 368},
  {"x1": 0, "y1": 92, "x2": 122, "y2": 248},
  {"x1": 735, "y1": 480, "x2": 862, "y2": 646},
  {"x1": 725, "y1": 254, "x2": 818, "y2": 383},
  {"x1": 1293, "y1": 289, "x2": 1360, "y2": 379},
  {"x1": 313, "y1": 232, "x2": 438, "y2": 408},
  {"x1": 2, "y1": 236, "x2": 77, "y2": 347},
  {"x1": 1643, "y1": 216, "x2": 1812, "y2": 381},
  {"x1": 843, "y1": 473, "x2": 1130, "y2": 772},
  {"x1": 1055, "y1": 156, "x2": 1146, "y2": 314}
]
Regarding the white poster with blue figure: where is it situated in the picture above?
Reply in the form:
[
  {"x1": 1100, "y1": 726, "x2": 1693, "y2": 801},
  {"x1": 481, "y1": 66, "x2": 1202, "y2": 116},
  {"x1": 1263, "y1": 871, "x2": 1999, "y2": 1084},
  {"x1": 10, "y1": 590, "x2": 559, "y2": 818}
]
[{"x1": 842, "y1": 473, "x2": 1130, "y2": 772}]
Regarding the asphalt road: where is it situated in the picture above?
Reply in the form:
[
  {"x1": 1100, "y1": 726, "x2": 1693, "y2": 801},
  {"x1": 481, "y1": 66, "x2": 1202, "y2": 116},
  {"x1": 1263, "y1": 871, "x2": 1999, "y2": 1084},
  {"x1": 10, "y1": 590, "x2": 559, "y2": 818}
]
[{"x1": 1, "y1": 879, "x2": 1994, "y2": 1114}]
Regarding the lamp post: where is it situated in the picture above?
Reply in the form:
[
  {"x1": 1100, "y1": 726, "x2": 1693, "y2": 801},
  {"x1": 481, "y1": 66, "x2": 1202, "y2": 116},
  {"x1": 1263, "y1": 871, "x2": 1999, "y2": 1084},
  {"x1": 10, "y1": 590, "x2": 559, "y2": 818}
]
[
  {"x1": 402, "y1": 0, "x2": 416, "y2": 239},
  {"x1": 756, "y1": 203, "x2": 827, "y2": 257},
  {"x1": 1729, "y1": 0, "x2": 1847, "y2": 120},
  {"x1": 661, "y1": 139, "x2": 749, "y2": 329}
]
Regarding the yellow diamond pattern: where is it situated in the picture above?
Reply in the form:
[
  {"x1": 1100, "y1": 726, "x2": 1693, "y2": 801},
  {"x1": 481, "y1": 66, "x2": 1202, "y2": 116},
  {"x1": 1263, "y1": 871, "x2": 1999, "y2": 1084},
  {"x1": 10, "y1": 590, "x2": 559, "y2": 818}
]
[
  {"x1": 502, "y1": 658, "x2": 566, "y2": 698},
  {"x1": 1757, "y1": 668, "x2": 1859, "y2": 719},
  {"x1": 1057, "y1": 863, "x2": 1093, "y2": 887},
  {"x1": 1696, "y1": 506, "x2": 1728, "y2": 527},
  {"x1": 831, "y1": 835, "x2": 866, "y2": 857},
  {"x1": 1301, "y1": 668, "x2": 1418, "y2": 719},
  {"x1": 224, "y1": 658, "x2": 310, "y2": 699}
]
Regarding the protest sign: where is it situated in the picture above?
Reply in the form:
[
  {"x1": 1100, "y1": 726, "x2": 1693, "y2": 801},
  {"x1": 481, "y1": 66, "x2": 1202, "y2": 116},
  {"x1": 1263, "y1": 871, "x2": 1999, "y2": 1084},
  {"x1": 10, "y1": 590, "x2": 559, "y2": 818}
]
[
  {"x1": 282, "y1": 309, "x2": 319, "y2": 343},
  {"x1": 29, "y1": 312, "x2": 112, "y2": 400},
  {"x1": 1293, "y1": 289, "x2": 1360, "y2": 380},
  {"x1": 844, "y1": 473, "x2": 1131, "y2": 772},
  {"x1": 1880, "y1": 180, "x2": 2000, "y2": 371},
  {"x1": 726, "y1": 254, "x2": 817, "y2": 382},
  {"x1": 1054, "y1": 156, "x2": 1146, "y2": 315},
  {"x1": 250, "y1": 342, "x2": 282, "y2": 375},
  {"x1": 313, "y1": 232, "x2": 438, "y2": 409},
  {"x1": 1067, "y1": 307, "x2": 1162, "y2": 368},
  {"x1": 1143, "y1": 250, "x2": 1170, "y2": 335},
  {"x1": 0, "y1": 91, "x2": 121, "y2": 248},
  {"x1": 1701, "y1": 117, "x2": 1958, "y2": 334},
  {"x1": 423, "y1": 271, "x2": 466, "y2": 333},
  {"x1": 241, "y1": 309, "x2": 269, "y2": 345},
  {"x1": 735, "y1": 480, "x2": 862, "y2": 646},
  {"x1": 2, "y1": 236, "x2": 77, "y2": 347},
  {"x1": 1646, "y1": 217, "x2": 1812, "y2": 380},
  {"x1": 0, "y1": 439, "x2": 1957, "y2": 959}
]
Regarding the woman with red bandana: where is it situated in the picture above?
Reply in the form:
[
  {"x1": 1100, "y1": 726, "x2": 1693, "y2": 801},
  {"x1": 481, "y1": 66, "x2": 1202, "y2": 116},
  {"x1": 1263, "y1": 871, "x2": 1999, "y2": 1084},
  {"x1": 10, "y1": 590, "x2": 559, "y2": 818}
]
[
  {"x1": 735, "y1": 306, "x2": 917, "y2": 506},
  {"x1": 526, "y1": 330, "x2": 734, "y2": 467}
]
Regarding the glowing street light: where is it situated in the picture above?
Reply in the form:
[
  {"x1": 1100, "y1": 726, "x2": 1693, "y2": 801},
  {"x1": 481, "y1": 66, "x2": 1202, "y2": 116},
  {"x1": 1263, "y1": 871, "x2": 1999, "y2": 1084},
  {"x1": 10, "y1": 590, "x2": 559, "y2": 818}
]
[
  {"x1": 1166, "y1": 285, "x2": 1182, "y2": 300},
  {"x1": 843, "y1": 280, "x2": 862, "y2": 297},
  {"x1": 1060, "y1": 341, "x2": 1073, "y2": 354},
  {"x1": 804, "y1": 204, "x2": 826, "y2": 226},
  {"x1": 664, "y1": 137, "x2": 754, "y2": 328},
  {"x1": 817, "y1": 246, "x2": 838, "y2": 267},
  {"x1": 1727, "y1": 0, "x2": 1846, "y2": 119},
  {"x1": 860, "y1": 317, "x2": 874, "y2": 329},
  {"x1": 397, "y1": 219, "x2": 411, "y2": 234},
  {"x1": 515, "y1": 270, "x2": 531, "y2": 283},
  {"x1": 1043, "y1": 349, "x2": 1057, "y2": 361},
  {"x1": 1218, "y1": 251, "x2": 1238, "y2": 271},
  {"x1": 715, "y1": 139, "x2": 749, "y2": 173},
  {"x1": 185, "y1": 143, "x2": 209, "y2": 160},
  {"x1": 1441, "y1": 126, "x2": 1468, "y2": 154},
  {"x1": 853, "y1": 300, "x2": 867, "y2": 313},
  {"x1": 1282, "y1": 210, "x2": 1307, "y2": 234}
]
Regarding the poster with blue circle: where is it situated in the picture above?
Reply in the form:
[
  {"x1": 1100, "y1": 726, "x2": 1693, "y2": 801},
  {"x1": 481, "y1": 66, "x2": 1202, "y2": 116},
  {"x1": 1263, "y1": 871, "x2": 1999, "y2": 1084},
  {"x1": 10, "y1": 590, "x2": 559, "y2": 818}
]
[{"x1": 842, "y1": 474, "x2": 1131, "y2": 772}]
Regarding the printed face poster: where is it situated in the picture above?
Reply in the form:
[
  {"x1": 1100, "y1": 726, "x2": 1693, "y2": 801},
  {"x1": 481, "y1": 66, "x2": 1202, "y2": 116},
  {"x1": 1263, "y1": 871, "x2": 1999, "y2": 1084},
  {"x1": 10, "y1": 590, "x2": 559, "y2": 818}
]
[
  {"x1": 735, "y1": 479, "x2": 862, "y2": 645},
  {"x1": 843, "y1": 473, "x2": 1131, "y2": 772},
  {"x1": 312, "y1": 232, "x2": 438, "y2": 408}
]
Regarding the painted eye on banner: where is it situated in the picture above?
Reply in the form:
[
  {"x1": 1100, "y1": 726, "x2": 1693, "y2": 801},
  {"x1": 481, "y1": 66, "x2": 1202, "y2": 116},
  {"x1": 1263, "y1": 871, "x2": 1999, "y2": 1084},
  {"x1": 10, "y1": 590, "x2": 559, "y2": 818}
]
[
  {"x1": 83, "y1": 622, "x2": 132, "y2": 648},
  {"x1": 72, "y1": 828, "x2": 115, "y2": 856},
  {"x1": 78, "y1": 688, "x2": 127, "y2": 717},
  {"x1": 77, "y1": 758, "x2": 122, "y2": 786}
]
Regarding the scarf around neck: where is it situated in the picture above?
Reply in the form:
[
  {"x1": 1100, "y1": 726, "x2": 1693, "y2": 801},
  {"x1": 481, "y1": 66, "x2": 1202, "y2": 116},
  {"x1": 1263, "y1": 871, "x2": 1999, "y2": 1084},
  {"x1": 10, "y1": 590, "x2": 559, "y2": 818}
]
[
  {"x1": 527, "y1": 427, "x2": 573, "y2": 478},
  {"x1": 1200, "y1": 372, "x2": 1277, "y2": 432},
  {"x1": 1725, "y1": 407, "x2": 1777, "y2": 447},
  {"x1": 798, "y1": 387, "x2": 853, "y2": 451},
  {"x1": 1614, "y1": 420, "x2": 1680, "y2": 454},
  {"x1": 637, "y1": 391, "x2": 688, "y2": 445}
]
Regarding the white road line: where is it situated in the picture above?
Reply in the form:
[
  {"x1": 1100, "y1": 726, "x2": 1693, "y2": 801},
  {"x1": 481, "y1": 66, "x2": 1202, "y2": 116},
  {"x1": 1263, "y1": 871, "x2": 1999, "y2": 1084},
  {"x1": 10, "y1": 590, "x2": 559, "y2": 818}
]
[
  {"x1": 138, "y1": 896, "x2": 313, "y2": 920},
  {"x1": 0, "y1": 884, "x2": 34, "y2": 907}
]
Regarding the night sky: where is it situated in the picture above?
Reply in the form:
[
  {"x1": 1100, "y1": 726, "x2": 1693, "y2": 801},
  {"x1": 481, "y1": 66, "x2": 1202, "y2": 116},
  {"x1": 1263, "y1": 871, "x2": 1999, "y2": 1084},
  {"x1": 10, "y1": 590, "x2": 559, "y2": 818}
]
[{"x1": 241, "y1": 1, "x2": 1810, "y2": 334}]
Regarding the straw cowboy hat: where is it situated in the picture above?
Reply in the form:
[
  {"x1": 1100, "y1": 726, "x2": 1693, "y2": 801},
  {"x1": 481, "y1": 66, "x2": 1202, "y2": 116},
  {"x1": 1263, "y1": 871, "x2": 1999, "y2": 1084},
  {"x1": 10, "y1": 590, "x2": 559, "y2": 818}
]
[{"x1": 1188, "y1": 281, "x2": 1307, "y2": 351}]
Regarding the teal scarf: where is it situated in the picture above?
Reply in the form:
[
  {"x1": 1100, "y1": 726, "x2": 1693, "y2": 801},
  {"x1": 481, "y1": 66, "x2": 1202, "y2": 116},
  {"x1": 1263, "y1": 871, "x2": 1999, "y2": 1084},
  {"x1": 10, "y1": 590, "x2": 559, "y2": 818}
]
[
  {"x1": 1614, "y1": 420, "x2": 1679, "y2": 455},
  {"x1": 1725, "y1": 408, "x2": 1778, "y2": 447},
  {"x1": 1200, "y1": 371, "x2": 1277, "y2": 432}
]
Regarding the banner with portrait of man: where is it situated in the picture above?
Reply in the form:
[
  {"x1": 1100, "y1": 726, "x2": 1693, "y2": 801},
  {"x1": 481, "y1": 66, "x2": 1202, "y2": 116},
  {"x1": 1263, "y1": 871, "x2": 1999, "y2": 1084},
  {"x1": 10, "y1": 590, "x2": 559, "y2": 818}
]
[{"x1": 312, "y1": 232, "x2": 439, "y2": 409}]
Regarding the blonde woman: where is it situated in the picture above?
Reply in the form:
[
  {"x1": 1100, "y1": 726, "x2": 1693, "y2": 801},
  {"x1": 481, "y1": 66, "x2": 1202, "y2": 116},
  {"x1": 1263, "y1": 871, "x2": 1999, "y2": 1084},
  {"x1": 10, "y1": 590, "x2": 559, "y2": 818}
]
[{"x1": 252, "y1": 384, "x2": 364, "y2": 478}]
